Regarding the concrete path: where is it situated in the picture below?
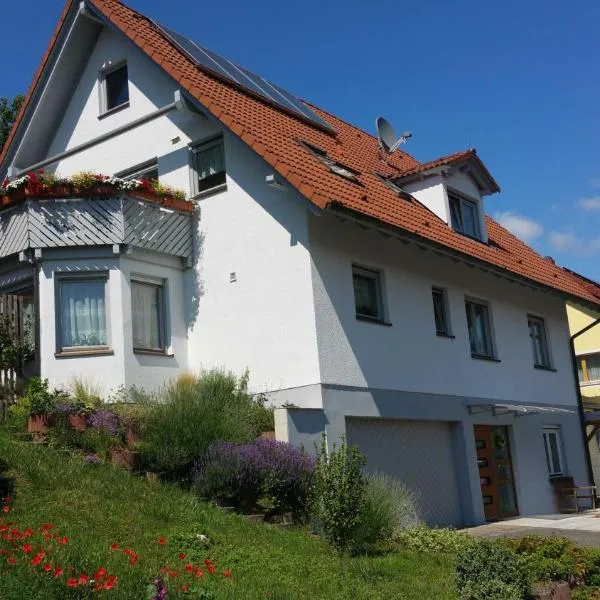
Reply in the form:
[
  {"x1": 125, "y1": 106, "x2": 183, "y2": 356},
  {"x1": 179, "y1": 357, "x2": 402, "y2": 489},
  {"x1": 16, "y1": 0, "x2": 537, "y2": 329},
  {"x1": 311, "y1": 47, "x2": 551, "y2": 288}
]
[{"x1": 465, "y1": 512, "x2": 600, "y2": 547}]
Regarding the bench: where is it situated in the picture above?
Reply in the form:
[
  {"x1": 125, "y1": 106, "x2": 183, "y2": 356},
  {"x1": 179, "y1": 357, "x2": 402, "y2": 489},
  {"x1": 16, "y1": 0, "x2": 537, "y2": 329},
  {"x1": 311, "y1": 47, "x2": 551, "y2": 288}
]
[{"x1": 550, "y1": 476, "x2": 597, "y2": 513}]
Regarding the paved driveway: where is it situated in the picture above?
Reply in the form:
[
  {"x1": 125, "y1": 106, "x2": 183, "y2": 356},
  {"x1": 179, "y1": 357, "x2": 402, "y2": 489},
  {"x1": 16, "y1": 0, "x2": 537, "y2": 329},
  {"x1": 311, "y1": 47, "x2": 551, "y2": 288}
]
[{"x1": 465, "y1": 512, "x2": 600, "y2": 548}]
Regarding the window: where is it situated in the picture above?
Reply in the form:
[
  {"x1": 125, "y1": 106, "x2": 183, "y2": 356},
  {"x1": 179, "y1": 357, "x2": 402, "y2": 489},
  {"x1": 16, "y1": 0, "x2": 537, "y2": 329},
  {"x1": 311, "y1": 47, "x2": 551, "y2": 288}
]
[
  {"x1": 131, "y1": 279, "x2": 166, "y2": 352},
  {"x1": 449, "y1": 192, "x2": 481, "y2": 239},
  {"x1": 577, "y1": 352, "x2": 600, "y2": 384},
  {"x1": 465, "y1": 299, "x2": 494, "y2": 358},
  {"x1": 432, "y1": 287, "x2": 451, "y2": 336},
  {"x1": 57, "y1": 275, "x2": 108, "y2": 351},
  {"x1": 117, "y1": 159, "x2": 158, "y2": 183},
  {"x1": 300, "y1": 141, "x2": 361, "y2": 183},
  {"x1": 100, "y1": 63, "x2": 129, "y2": 114},
  {"x1": 528, "y1": 315, "x2": 551, "y2": 368},
  {"x1": 352, "y1": 265, "x2": 384, "y2": 322},
  {"x1": 543, "y1": 428, "x2": 564, "y2": 476},
  {"x1": 192, "y1": 138, "x2": 226, "y2": 195}
]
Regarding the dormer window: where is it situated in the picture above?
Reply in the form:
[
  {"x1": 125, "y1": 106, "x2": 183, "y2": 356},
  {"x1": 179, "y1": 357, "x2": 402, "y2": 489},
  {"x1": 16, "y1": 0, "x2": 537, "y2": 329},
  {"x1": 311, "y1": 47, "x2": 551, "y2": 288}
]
[
  {"x1": 100, "y1": 62, "x2": 129, "y2": 115},
  {"x1": 449, "y1": 191, "x2": 481, "y2": 239},
  {"x1": 300, "y1": 141, "x2": 360, "y2": 183}
]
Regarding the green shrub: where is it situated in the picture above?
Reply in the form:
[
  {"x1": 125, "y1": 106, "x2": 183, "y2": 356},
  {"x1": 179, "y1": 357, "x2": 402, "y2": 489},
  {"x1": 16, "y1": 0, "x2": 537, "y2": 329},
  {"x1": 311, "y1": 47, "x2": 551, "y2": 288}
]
[
  {"x1": 396, "y1": 526, "x2": 472, "y2": 554},
  {"x1": 71, "y1": 377, "x2": 103, "y2": 411},
  {"x1": 25, "y1": 377, "x2": 55, "y2": 416},
  {"x1": 311, "y1": 435, "x2": 367, "y2": 554},
  {"x1": 137, "y1": 370, "x2": 271, "y2": 480},
  {"x1": 7, "y1": 396, "x2": 30, "y2": 430},
  {"x1": 574, "y1": 587, "x2": 600, "y2": 599},
  {"x1": 456, "y1": 539, "x2": 529, "y2": 600},
  {"x1": 354, "y1": 472, "x2": 421, "y2": 548}
]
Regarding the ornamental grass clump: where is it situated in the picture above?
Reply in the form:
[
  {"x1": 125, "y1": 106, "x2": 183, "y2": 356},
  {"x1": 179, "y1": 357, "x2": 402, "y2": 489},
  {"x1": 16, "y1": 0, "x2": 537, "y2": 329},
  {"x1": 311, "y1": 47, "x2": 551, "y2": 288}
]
[{"x1": 194, "y1": 438, "x2": 315, "y2": 521}]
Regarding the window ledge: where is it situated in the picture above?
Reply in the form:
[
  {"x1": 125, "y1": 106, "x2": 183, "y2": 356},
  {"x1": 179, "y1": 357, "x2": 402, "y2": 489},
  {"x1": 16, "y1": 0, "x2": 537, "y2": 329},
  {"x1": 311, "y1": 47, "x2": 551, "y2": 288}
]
[
  {"x1": 55, "y1": 348, "x2": 114, "y2": 358},
  {"x1": 133, "y1": 348, "x2": 174, "y2": 357},
  {"x1": 471, "y1": 353, "x2": 501, "y2": 363},
  {"x1": 192, "y1": 183, "x2": 227, "y2": 200},
  {"x1": 356, "y1": 315, "x2": 392, "y2": 327},
  {"x1": 534, "y1": 364, "x2": 557, "y2": 372},
  {"x1": 581, "y1": 381, "x2": 600, "y2": 387},
  {"x1": 436, "y1": 332, "x2": 455, "y2": 339},
  {"x1": 98, "y1": 101, "x2": 130, "y2": 120}
]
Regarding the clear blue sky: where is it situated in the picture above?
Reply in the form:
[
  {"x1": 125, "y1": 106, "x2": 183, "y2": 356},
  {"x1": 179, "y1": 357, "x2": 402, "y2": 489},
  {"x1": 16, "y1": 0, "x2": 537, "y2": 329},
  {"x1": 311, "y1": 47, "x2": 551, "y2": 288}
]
[{"x1": 4, "y1": 0, "x2": 600, "y2": 279}]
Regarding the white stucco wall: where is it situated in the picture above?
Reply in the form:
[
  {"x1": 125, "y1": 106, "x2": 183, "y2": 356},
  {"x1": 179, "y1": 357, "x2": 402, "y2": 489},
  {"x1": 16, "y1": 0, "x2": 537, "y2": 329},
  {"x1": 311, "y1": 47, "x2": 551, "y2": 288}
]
[
  {"x1": 403, "y1": 175, "x2": 449, "y2": 224},
  {"x1": 37, "y1": 25, "x2": 321, "y2": 394},
  {"x1": 309, "y1": 213, "x2": 576, "y2": 407}
]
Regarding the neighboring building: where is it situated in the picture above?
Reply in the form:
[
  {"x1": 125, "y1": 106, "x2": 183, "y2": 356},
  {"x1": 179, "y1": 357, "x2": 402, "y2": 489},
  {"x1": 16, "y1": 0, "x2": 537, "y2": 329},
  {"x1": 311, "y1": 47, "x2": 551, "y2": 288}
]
[
  {"x1": 565, "y1": 271, "x2": 600, "y2": 487},
  {"x1": 1, "y1": 0, "x2": 600, "y2": 526}
]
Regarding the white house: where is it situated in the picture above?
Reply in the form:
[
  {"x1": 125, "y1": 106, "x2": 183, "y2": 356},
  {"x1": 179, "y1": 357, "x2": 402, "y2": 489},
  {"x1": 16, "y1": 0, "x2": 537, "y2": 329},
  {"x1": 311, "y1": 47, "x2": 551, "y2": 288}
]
[{"x1": 1, "y1": 0, "x2": 600, "y2": 526}]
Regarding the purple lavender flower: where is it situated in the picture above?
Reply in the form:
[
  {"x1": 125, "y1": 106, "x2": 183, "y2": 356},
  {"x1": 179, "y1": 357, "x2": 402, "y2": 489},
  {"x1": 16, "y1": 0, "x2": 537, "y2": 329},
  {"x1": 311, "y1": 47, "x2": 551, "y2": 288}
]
[
  {"x1": 152, "y1": 577, "x2": 167, "y2": 600},
  {"x1": 84, "y1": 454, "x2": 102, "y2": 465},
  {"x1": 87, "y1": 411, "x2": 121, "y2": 436}
]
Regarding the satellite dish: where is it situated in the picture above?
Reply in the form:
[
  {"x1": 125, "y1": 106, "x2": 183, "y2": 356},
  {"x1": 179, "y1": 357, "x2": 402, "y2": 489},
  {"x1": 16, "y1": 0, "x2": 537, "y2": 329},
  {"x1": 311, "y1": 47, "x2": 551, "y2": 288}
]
[{"x1": 376, "y1": 116, "x2": 412, "y2": 153}]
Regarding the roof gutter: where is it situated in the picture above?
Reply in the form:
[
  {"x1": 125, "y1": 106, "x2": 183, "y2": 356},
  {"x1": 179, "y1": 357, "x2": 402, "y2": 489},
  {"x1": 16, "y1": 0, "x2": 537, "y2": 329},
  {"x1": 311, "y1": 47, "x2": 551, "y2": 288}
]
[{"x1": 570, "y1": 317, "x2": 600, "y2": 486}]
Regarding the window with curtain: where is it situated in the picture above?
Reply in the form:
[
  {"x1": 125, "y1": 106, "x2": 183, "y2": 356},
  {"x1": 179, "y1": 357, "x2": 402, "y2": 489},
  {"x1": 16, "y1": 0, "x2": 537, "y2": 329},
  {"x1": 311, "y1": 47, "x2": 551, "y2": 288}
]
[
  {"x1": 577, "y1": 352, "x2": 600, "y2": 384},
  {"x1": 528, "y1": 315, "x2": 551, "y2": 368},
  {"x1": 131, "y1": 280, "x2": 164, "y2": 351},
  {"x1": 58, "y1": 277, "x2": 107, "y2": 349},
  {"x1": 193, "y1": 138, "x2": 226, "y2": 194},
  {"x1": 465, "y1": 299, "x2": 494, "y2": 358}
]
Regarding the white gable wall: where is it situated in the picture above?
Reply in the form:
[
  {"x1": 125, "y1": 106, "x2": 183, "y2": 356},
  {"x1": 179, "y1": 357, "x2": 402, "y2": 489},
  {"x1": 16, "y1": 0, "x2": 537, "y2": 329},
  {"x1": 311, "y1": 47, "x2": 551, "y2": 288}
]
[{"x1": 28, "y1": 25, "x2": 320, "y2": 395}]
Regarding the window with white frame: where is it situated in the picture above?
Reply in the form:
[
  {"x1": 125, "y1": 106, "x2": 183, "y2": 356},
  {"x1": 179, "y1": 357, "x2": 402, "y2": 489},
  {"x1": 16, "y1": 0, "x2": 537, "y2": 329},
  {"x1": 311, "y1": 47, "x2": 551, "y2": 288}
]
[
  {"x1": 465, "y1": 299, "x2": 495, "y2": 358},
  {"x1": 56, "y1": 274, "x2": 109, "y2": 352},
  {"x1": 449, "y1": 192, "x2": 481, "y2": 239},
  {"x1": 100, "y1": 62, "x2": 129, "y2": 114},
  {"x1": 577, "y1": 352, "x2": 600, "y2": 384},
  {"x1": 432, "y1": 287, "x2": 451, "y2": 336},
  {"x1": 191, "y1": 137, "x2": 226, "y2": 195},
  {"x1": 117, "y1": 159, "x2": 158, "y2": 183},
  {"x1": 543, "y1": 427, "x2": 564, "y2": 476},
  {"x1": 528, "y1": 315, "x2": 552, "y2": 368},
  {"x1": 131, "y1": 278, "x2": 166, "y2": 352},
  {"x1": 352, "y1": 265, "x2": 384, "y2": 322}
]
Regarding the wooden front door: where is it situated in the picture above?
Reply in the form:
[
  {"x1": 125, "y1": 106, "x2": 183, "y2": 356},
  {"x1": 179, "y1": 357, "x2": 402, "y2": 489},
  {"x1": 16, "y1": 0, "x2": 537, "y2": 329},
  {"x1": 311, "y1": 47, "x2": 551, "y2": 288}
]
[{"x1": 474, "y1": 425, "x2": 519, "y2": 520}]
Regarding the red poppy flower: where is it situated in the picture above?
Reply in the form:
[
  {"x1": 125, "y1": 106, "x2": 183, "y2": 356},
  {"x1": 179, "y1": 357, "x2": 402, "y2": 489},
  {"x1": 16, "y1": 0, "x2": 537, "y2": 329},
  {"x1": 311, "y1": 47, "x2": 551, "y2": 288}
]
[
  {"x1": 2, "y1": 497, "x2": 11, "y2": 503},
  {"x1": 157, "y1": 536, "x2": 167, "y2": 545},
  {"x1": 66, "y1": 578, "x2": 78, "y2": 587},
  {"x1": 123, "y1": 548, "x2": 133, "y2": 556},
  {"x1": 109, "y1": 543, "x2": 119, "y2": 551},
  {"x1": 2, "y1": 507, "x2": 10, "y2": 513},
  {"x1": 128, "y1": 556, "x2": 138, "y2": 566},
  {"x1": 94, "y1": 583, "x2": 103, "y2": 591},
  {"x1": 23, "y1": 529, "x2": 33, "y2": 537},
  {"x1": 43, "y1": 563, "x2": 53, "y2": 572},
  {"x1": 185, "y1": 564, "x2": 194, "y2": 572},
  {"x1": 104, "y1": 575, "x2": 117, "y2": 590},
  {"x1": 22, "y1": 544, "x2": 33, "y2": 554},
  {"x1": 179, "y1": 584, "x2": 190, "y2": 592},
  {"x1": 207, "y1": 565, "x2": 216, "y2": 574},
  {"x1": 194, "y1": 568, "x2": 203, "y2": 578},
  {"x1": 59, "y1": 536, "x2": 69, "y2": 545},
  {"x1": 178, "y1": 552, "x2": 187, "y2": 560},
  {"x1": 168, "y1": 570, "x2": 179, "y2": 578},
  {"x1": 54, "y1": 567, "x2": 64, "y2": 578},
  {"x1": 31, "y1": 553, "x2": 44, "y2": 566},
  {"x1": 94, "y1": 567, "x2": 107, "y2": 580},
  {"x1": 222, "y1": 569, "x2": 233, "y2": 578},
  {"x1": 0, "y1": 525, "x2": 7, "y2": 532},
  {"x1": 78, "y1": 574, "x2": 89, "y2": 585},
  {"x1": 41, "y1": 523, "x2": 54, "y2": 531},
  {"x1": 159, "y1": 566, "x2": 169, "y2": 574},
  {"x1": 204, "y1": 559, "x2": 214, "y2": 567},
  {"x1": 6, "y1": 557, "x2": 17, "y2": 566}
]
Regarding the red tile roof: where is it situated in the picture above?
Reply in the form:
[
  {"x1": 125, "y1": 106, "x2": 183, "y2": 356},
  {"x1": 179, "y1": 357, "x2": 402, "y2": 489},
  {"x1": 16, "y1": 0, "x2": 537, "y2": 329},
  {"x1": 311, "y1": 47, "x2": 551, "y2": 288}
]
[{"x1": 2, "y1": 0, "x2": 599, "y2": 307}]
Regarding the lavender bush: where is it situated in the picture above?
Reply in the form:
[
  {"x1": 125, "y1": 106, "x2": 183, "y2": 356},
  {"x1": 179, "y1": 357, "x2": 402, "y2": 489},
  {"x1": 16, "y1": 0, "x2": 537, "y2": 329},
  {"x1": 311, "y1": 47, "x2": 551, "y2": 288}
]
[
  {"x1": 87, "y1": 410, "x2": 121, "y2": 436},
  {"x1": 194, "y1": 439, "x2": 315, "y2": 521}
]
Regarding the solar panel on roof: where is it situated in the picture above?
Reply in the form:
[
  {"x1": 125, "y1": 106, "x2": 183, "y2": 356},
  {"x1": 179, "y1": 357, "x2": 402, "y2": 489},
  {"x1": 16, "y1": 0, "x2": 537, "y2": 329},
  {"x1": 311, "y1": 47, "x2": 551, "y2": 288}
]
[{"x1": 153, "y1": 23, "x2": 335, "y2": 134}]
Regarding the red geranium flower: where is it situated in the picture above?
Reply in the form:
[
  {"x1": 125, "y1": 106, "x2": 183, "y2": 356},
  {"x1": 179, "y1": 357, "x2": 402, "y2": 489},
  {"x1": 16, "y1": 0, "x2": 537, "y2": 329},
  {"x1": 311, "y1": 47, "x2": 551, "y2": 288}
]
[
  {"x1": 78, "y1": 574, "x2": 89, "y2": 585},
  {"x1": 123, "y1": 548, "x2": 134, "y2": 556},
  {"x1": 207, "y1": 565, "x2": 216, "y2": 574},
  {"x1": 222, "y1": 569, "x2": 232, "y2": 578},
  {"x1": 6, "y1": 557, "x2": 17, "y2": 566},
  {"x1": 54, "y1": 567, "x2": 64, "y2": 578},
  {"x1": 22, "y1": 544, "x2": 33, "y2": 554},
  {"x1": 185, "y1": 564, "x2": 193, "y2": 572},
  {"x1": 59, "y1": 536, "x2": 69, "y2": 545},
  {"x1": 43, "y1": 563, "x2": 53, "y2": 572},
  {"x1": 178, "y1": 553, "x2": 187, "y2": 560},
  {"x1": 109, "y1": 543, "x2": 119, "y2": 551},
  {"x1": 157, "y1": 536, "x2": 167, "y2": 545},
  {"x1": 104, "y1": 575, "x2": 117, "y2": 590},
  {"x1": 66, "y1": 578, "x2": 78, "y2": 587},
  {"x1": 94, "y1": 567, "x2": 107, "y2": 580},
  {"x1": 194, "y1": 568, "x2": 203, "y2": 578}
]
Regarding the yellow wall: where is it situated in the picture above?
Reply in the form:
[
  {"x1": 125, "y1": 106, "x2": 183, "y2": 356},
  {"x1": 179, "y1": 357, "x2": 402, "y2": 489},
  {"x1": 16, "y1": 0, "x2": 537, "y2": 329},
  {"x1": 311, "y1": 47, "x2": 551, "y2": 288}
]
[{"x1": 567, "y1": 303, "x2": 600, "y2": 406}]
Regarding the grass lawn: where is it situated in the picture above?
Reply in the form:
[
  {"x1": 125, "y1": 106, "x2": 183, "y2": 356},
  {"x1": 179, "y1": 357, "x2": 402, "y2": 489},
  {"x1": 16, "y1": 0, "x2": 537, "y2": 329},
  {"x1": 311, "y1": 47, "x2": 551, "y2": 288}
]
[{"x1": 0, "y1": 428, "x2": 456, "y2": 599}]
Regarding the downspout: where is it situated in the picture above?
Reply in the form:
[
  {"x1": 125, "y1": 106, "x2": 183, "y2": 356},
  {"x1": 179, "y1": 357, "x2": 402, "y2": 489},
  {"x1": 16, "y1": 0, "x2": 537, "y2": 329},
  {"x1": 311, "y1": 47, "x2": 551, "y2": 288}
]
[{"x1": 570, "y1": 316, "x2": 600, "y2": 486}]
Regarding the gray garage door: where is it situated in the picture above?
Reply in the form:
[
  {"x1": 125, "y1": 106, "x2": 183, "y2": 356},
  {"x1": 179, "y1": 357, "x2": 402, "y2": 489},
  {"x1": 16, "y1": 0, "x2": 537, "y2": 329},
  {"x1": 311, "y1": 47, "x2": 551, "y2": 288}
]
[{"x1": 346, "y1": 418, "x2": 462, "y2": 526}]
